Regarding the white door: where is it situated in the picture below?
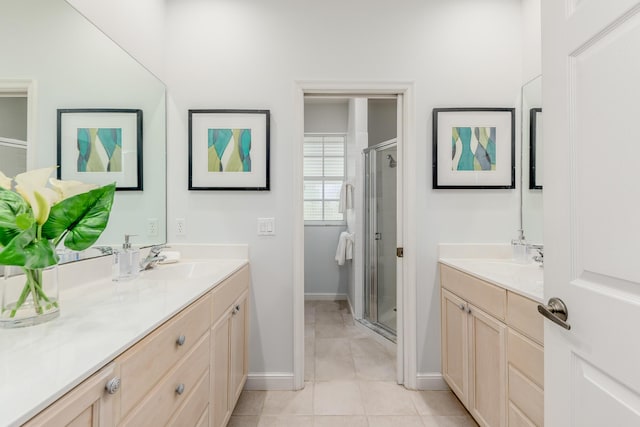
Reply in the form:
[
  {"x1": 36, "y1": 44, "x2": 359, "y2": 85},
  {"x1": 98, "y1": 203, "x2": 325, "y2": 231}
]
[{"x1": 542, "y1": 0, "x2": 640, "y2": 425}]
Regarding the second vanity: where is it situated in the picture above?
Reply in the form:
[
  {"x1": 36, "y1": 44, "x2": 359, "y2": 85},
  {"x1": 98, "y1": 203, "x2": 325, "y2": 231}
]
[
  {"x1": 439, "y1": 251, "x2": 544, "y2": 427},
  {"x1": 0, "y1": 245, "x2": 250, "y2": 427}
]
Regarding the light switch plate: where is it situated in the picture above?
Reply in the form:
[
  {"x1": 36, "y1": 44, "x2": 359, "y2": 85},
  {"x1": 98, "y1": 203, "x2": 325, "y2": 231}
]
[{"x1": 257, "y1": 218, "x2": 275, "y2": 236}]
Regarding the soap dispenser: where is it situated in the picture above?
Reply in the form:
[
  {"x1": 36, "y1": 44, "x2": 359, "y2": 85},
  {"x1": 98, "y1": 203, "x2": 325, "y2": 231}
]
[
  {"x1": 511, "y1": 230, "x2": 529, "y2": 263},
  {"x1": 113, "y1": 234, "x2": 140, "y2": 281}
]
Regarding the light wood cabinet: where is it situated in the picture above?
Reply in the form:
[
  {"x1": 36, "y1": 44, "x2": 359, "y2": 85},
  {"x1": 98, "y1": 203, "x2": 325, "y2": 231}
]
[
  {"x1": 24, "y1": 264, "x2": 250, "y2": 427},
  {"x1": 210, "y1": 267, "x2": 250, "y2": 427},
  {"x1": 441, "y1": 287, "x2": 506, "y2": 427},
  {"x1": 440, "y1": 263, "x2": 543, "y2": 427},
  {"x1": 24, "y1": 363, "x2": 120, "y2": 427}
]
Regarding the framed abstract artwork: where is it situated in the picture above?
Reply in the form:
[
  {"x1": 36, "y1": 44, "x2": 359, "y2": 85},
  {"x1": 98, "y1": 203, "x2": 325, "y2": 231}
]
[
  {"x1": 432, "y1": 107, "x2": 515, "y2": 189},
  {"x1": 188, "y1": 109, "x2": 270, "y2": 191},
  {"x1": 529, "y1": 108, "x2": 543, "y2": 189},
  {"x1": 57, "y1": 109, "x2": 143, "y2": 191}
]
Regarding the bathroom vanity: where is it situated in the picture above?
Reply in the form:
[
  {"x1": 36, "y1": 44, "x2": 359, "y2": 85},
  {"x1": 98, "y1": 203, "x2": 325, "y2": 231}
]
[
  {"x1": 0, "y1": 246, "x2": 249, "y2": 427},
  {"x1": 439, "y1": 257, "x2": 544, "y2": 427}
]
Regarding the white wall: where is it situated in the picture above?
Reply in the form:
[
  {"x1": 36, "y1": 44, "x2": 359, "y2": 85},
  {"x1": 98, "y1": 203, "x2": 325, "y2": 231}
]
[
  {"x1": 0, "y1": 98, "x2": 27, "y2": 141},
  {"x1": 521, "y1": 0, "x2": 542, "y2": 83},
  {"x1": 162, "y1": 0, "x2": 523, "y2": 381},
  {"x1": 368, "y1": 99, "x2": 397, "y2": 146},
  {"x1": 66, "y1": 0, "x2": 166, "y2": 81}
]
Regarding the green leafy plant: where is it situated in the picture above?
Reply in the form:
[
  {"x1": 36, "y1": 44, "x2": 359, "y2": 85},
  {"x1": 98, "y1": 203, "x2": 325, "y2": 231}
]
[{"x1": 0, "y1": 167, "x2": 115, "y2": 317}]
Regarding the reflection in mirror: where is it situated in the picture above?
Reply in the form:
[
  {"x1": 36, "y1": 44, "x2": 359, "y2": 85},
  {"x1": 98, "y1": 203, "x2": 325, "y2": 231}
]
[
  {"x1": 0, "y1": 0, "x2": 167, "y2": 262},
  {"x1": 521, "y1": 75, "x2": 542, "y2": 244}
]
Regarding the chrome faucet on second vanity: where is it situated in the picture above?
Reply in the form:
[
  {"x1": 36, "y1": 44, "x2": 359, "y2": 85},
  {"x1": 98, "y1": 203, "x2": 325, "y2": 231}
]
[
  {"x1": 530, "y1": 244, "x2": 544, "y2": 266},
  {"x1": 140, "y1": 245, "x2": 168, "y2": 270}
]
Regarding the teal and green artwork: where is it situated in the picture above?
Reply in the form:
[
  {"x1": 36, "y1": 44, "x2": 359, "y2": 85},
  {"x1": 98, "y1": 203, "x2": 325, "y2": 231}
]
[
  {"x1": 77, "y1": 128, "x2": 122, "y2": 172},
  {"x1": 208, "y1": 128, "x2": 252, "y2": 172},
  {"x1": 451, "y1": 126, "x2": 496, "y2": 171}
]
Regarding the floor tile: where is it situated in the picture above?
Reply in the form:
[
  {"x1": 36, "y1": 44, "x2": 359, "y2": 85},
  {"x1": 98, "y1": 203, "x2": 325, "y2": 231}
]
[
  {"x1": 261, "y1": 382, "x2": 314, "y2": 415},
  {"x1": 359, "y1": 381, "x2": 418, "y2": 415},
  {"x1": 227, "y1": 415, "x2": 259, "y2": 427},
  {"x1": 411, "y1": 391, "x2": 467, "y2": 416},
  {"x1": 257, "y1": 415, "x2": 314, "y2": 427},
  {"x1": 314, "y1": 415, "x2": 368, "y2": 427},
  {"x1": 234, "y1": 390, "x2": 266, "y2": 415},
  {"x1": 314, "y1": 380, "x2": 365, "y2": 415},
  {"x1": 315, "y1": 310, "x2": 345, "y2": 324},
  {"x1": 368, "y1": 415, "x2": 426, "y2": 427},
  {"x1": 421, "y1": 415, "x2": 478, "y2": 426}
]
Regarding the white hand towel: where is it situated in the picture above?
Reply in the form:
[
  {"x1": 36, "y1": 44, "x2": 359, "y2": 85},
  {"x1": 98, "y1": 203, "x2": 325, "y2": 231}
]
[{"x1": 335, "y1": 231, "x2": 355, "y2": 266}]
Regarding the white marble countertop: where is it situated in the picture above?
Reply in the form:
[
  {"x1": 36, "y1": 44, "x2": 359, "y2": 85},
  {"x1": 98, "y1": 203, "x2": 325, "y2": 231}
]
[
  {"x1": 0, "y1": 248, "x2": 248, "y2": 427},
  {"x1": 439, "y1": 257, "x2": 544, "y2": 303}
]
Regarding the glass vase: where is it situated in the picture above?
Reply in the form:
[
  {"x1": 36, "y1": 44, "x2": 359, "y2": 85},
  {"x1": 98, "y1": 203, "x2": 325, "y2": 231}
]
[{"x1": 0, "y1": 264, "x2": 60, "y2": 328}]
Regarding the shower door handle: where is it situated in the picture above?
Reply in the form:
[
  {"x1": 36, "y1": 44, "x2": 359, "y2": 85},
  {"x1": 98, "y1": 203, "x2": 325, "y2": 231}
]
[{"x1": 374, "y1": 232, "x2": 382, "y2": 240}]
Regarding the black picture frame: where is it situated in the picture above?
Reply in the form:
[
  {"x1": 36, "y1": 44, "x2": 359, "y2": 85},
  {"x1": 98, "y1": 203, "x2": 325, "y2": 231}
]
[
  {"x1": 432, "y1": 107, "x2": 515, "y2": 189},
  {"x1": 188, "y1": 109, "x2": 270, "y2": 191},
  {"x1": 529, "y1": 108, "x2": 543, "y2": 190},
  {"x1": 57, "y1": 108, "x2": 143, "y2": 191}
]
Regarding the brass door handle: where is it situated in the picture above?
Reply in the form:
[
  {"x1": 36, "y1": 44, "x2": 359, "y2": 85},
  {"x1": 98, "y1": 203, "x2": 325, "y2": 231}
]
[{"x1": 538, "y1": 297, "x2": 571, "y2": 330}]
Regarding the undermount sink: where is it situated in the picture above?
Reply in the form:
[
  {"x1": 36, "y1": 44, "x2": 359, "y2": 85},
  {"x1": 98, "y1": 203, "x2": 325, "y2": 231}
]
[{"x1": 140, "y1": 260, "x2": 224, "y2": 281}]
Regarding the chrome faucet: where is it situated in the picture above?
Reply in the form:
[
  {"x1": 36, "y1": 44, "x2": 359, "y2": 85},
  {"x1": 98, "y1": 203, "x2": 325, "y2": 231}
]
[
  {"x1": 140, "y1": 245, "x2": 168, "y2": 270},
  {"x1": 530, "y1": 244, "x2": 543, "y2": 265}
]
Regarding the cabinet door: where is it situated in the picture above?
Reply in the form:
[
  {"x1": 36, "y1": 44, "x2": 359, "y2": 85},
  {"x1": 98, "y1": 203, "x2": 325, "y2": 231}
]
[
  {"x1": 211, "y1": 313, "x2": 231, "y2": 427},
  {"x1": 468, "y1": 304, "x2": 507, "y2": 427},
  {"x1": 441, "y1": 289, "x2": 468, "y2": 406},
  {"x1": 229, "y1": 291, "x2": 249, "y2": 405},
  {"x1": 25, "y1": 363, "x2": 119, "y2": 427}
]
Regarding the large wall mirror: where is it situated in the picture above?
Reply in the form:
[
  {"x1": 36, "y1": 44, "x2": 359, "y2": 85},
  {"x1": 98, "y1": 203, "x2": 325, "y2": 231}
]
[
  {"x1": 521, "y1": 75, "x2": 542, "y2": 244},
  {"x1": 0, "y1": 0, "x2": 166, "y2": 259}
]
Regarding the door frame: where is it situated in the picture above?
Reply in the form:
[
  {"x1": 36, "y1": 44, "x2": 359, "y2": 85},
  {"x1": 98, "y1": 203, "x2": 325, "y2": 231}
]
[{"x1": 292, "y1": 81, "x2": 417, "y2": 389}]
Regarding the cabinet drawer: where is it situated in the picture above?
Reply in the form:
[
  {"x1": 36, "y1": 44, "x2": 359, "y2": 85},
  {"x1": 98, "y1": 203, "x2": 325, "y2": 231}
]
[
  {"x1": 212, "y1": 266, "x2": 249, "y2": 324},
  {"x1": 440, "y1": 264, "x2": 507, "y2": 321},
  {"x1": 118, "y1": 293, "x2": 211, "y2": 418},
  {"x1": 508, "y1": 329, "x2": 543, "y2": 388},
  {"x1": 507, "y1": 292, "x2": 543, "y2": 345},
  {"x1": 508, "y1": 366, "x2": 543, "y2": 427},
  {"x1": 120, "y1": 333, "x2": 210, "y2": 427},
  {"x1": 167, "y1": 371, "x2": 210, "y2": 427}
]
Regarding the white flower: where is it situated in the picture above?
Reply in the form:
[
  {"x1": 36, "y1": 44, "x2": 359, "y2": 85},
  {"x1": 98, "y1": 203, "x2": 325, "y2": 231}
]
[
  {"x1": 0, "y1": 170, "x2": 11, "y2": 190},
  {"x1": 14, "y1": 167, "x2": 60, "y2": 225},
  {"x1": 49, "y1": 178, "x2": 98, "y2": 200}
]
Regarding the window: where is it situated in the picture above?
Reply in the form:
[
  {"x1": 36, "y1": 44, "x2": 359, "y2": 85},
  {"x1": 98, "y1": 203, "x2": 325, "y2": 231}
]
[{"x1": 303, "y1": 134, "x2": 346, "y2": 223}]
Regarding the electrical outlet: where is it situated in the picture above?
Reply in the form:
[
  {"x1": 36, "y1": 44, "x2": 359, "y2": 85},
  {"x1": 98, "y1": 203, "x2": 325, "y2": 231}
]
[
  {"x1": 176, "y1": 218, "x2": 186, "y2": 236},
  {"x1": 147, "y1": 218, "x2": 159, "y2": 236}
]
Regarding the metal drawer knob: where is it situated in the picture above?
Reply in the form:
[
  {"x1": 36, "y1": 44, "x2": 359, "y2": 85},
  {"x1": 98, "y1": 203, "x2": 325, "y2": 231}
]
[
  {"x1": 232, "y1": 305, "x2": 241, "y2": 315},
  {"x1": 105, "y1": 377, "x2": 121, "y2": 394},
  {"x1": 175, "y1": 383, "x2": 185, "y2": 395},
  {"x1": 176, "y1": 335, "x2": 186, "y2": 346}
]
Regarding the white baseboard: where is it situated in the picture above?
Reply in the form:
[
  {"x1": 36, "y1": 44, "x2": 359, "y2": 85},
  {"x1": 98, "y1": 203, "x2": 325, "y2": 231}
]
[
  {"x1": 416, "y1": 373, "x2": 450, "y2": 390},
  {"x1": 304, "y1": 293, "x2": 348, "y2": 301},
  {"x1": 244, "y1": 373, "x2": 296, "y2": 390}
]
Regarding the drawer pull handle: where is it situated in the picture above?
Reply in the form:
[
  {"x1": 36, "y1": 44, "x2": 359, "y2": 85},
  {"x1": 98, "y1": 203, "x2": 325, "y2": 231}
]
[
  {"x1": 232, "y1": 305, "x2": 241, "y2": 315},
  {"x1": 176, "y1": 335, "x2": 186, "y2": 346},
  {"x1": 105, "y1": 377, "x2": 121, "y2": 395},
  {"x1": 459, "y1": 303, "x2": 465, "y2": 311},
  {"x1": 175, "y1": 383, "x2": 185, "y2": 395}
]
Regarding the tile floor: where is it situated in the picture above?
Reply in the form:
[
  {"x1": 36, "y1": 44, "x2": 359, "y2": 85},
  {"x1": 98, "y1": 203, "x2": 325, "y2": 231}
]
[{"x1": 229, "y1": 300, "x2": 478, "y2": 427}]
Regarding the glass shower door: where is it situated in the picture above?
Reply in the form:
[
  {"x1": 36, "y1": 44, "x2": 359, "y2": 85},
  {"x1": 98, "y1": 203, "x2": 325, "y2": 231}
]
[{"x1": 364, "y1": 142, "x2": 397, "y2": 336}]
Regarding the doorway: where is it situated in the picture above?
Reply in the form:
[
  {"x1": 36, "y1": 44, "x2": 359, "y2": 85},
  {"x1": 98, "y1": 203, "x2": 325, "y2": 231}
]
[{"x1": 293, "y1": 81, "x2": 417, "y2": 390}]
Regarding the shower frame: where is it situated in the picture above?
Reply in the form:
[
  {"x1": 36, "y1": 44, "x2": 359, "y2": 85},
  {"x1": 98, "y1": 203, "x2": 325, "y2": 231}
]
[{"x1": 363, "y1": 139, "x2": 397, "y2": 339}]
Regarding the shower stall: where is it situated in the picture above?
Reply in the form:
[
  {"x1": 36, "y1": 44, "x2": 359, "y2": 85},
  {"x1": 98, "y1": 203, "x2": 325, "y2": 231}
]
[{"x1": 363, "y1": 139, "x2": 397, "y2": 339}]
